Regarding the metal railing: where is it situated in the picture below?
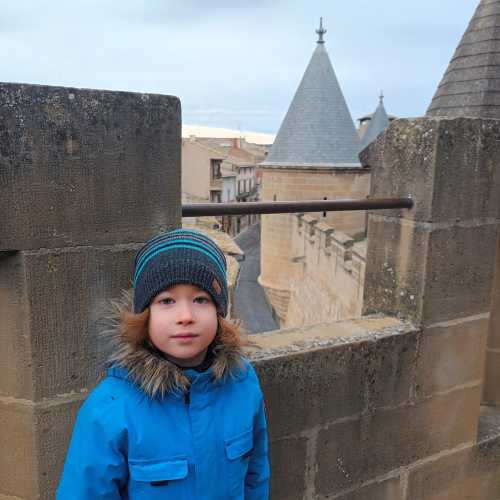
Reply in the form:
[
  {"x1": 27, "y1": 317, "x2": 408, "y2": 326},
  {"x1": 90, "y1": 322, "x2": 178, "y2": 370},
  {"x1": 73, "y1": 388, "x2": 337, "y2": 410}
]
[{"x1": 182, "y1": 197, "x2": 413, "y2": 217}]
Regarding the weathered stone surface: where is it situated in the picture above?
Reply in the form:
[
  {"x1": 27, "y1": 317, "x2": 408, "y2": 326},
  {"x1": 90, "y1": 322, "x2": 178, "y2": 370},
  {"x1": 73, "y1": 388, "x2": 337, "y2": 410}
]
[
  {"x1": 483, "y1": 350, "x2": 500, "y2": 404},
  {"x1": 269, "y1": 436, "x2": 307, "y2": 500},
  {"x1": 368, "y1": 118, "x2": 500, "y2": 223},
  {"x1": 416, "y1": 315, "x2": 488, "y2": 397},
  {"x1": 21, "y1": 246, "x2": 138, "y2": 400},
  {"x1": 364, "y1": 216, "x2": 498, "y2": 325},
  {"x1": 0, "y1": 401, "x2": 37, "y2": 499},
  {"x1": 0, "y1": 396, "x2": 83, "y2": 500},
  {"x1": 315, "y1": 385, "x2": 481, "y2": 493},
  {"x1": 0, "y1": 83, "x2": 181, "y2": 250},
  {"x1": 407, "y1": 415, "x2": 500, "y2": 500},
  {"x1": 333, "y1": 476, "x2": 403, "y2": 500},
  {"x1": 35, "y1": 397, "x2": 83, "y2": 500},
  {"x1": 254, "y1": 325, "x2": 417, "y2": 440},
  {"x1": 0, "y1": 251, "x2": 32, "y2": 400}
]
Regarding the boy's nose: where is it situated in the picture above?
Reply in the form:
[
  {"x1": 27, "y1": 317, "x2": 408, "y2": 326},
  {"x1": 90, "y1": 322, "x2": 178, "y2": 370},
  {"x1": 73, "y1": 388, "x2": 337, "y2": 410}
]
[{"x1": 176, "y1": 302, "x2": 195, "y2": 323}]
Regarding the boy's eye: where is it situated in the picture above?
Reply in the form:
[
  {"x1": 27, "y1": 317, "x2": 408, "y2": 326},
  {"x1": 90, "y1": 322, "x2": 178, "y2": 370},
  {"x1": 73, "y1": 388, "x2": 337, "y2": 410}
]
[
  {"x1": 194, "y1": 296, "x2": 211, "y2": 304},
  {"x1": 159, "y1": 297, "x2": 174, "y2": 305}
]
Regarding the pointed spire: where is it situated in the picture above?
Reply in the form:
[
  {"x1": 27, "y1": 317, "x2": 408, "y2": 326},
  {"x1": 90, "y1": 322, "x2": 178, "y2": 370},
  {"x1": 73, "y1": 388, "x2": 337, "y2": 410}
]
[
  {"x1": 359, "y1": 93, "x2": 390, "y2": 152},
  {"x1": 263, "y1": 21, "x2": 360, "y2": 168},
  {"x1": 379, "y1": 90, "x2": 384, "y2": 104},
  {"x1": 427, "y1": 0, "x2": 500, "y2": 118},
  {"x1": 316, "y1": 17, "x2": 327, "y2": 44}
]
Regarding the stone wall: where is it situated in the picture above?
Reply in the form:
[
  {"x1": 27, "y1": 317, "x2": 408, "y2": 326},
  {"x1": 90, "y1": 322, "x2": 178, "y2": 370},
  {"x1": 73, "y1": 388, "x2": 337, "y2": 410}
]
[
  {"x1": 247, "y1": 115, "x2": 500, "y2": 500},
  {"x1": 0, "y1": 83, "x2": 181, "y2": 500},
  {"x1": 247, "y1": 316, "x2": 500, "y2": 500},
  {"x1": 285, "y1": 214, "x2": 365, "y2": 327}
]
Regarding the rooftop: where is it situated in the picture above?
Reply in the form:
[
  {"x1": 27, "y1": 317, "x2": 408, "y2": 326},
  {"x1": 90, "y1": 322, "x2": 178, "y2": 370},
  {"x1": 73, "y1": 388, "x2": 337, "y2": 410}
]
[{"x1": 263, "y1": 19, "x2": 361, "y2": 168}]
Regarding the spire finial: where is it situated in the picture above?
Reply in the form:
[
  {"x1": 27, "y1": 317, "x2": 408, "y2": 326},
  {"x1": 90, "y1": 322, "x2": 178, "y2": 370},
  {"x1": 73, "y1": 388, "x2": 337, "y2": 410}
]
[
  {"x1": 379, "y1": 90, "x2": 384, "y2": 104},
  {"x1": 316, "y1": 17, "x2": 326, "y2": 44}
]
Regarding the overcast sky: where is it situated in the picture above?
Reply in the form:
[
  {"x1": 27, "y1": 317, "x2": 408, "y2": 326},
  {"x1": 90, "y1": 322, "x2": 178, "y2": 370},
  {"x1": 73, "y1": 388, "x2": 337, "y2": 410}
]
[{"x1": 0, "y1": 0, "x2": 478, "y2": 133}]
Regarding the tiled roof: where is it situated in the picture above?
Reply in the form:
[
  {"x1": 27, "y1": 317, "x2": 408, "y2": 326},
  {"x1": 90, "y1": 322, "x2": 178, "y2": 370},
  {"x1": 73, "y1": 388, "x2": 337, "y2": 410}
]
[
  {"x1": 263, "y1": 25, "x2": 361, "y2": 168},
  {"x1": 427, "y1": 0, "x2": 500, "y2": 118},
  {"x1": 359, "y1": 94, "x2": 390, "y2": 151}
]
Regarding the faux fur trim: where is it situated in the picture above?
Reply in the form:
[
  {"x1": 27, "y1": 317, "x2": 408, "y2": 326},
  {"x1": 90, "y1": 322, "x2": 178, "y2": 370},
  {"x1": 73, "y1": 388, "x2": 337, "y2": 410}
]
[{"x1": 101, "y1": 291, "x2": 245, "y2": 399}]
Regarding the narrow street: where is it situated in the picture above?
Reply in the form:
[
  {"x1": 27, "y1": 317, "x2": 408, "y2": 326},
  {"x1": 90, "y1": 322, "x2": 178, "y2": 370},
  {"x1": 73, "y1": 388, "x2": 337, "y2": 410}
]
[{"x1": 233, "y1": 223, "x2": 278, "y2": 334}]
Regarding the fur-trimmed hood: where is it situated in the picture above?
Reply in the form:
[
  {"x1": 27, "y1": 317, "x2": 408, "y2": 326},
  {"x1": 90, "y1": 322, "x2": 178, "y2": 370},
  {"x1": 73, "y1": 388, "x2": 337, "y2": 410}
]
[{"x1": 101, "y1": 292, "x2": 246, "y2": 399}]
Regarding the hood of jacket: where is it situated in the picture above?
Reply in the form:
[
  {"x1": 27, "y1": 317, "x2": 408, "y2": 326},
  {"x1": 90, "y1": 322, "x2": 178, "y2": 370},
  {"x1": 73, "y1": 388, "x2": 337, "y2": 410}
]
[{"x1": 101, "y1": 292, "x2": 245, "y2": 400}]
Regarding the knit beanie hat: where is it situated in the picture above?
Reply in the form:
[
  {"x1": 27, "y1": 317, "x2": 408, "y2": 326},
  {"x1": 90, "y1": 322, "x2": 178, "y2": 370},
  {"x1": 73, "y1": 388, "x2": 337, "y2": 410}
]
[{"x1": 132, "y1": 228, "x2": 228, "y2": 316}]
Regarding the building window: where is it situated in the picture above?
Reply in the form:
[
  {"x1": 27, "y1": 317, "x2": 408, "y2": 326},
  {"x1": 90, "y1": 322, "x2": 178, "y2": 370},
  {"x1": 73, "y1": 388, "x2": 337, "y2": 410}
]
[
  {"x1": 211, "y1": 159, "x2": 222, "y2": 180},
  {"x1": 210, "y1": 191, "x2": 221, "y2": 203}
]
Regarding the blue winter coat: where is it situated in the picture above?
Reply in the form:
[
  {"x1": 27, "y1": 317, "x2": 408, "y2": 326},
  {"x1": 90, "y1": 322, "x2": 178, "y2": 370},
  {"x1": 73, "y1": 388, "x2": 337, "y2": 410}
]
[{"x1": 57, "y1": 340, "x2": 270, "y2": 499}]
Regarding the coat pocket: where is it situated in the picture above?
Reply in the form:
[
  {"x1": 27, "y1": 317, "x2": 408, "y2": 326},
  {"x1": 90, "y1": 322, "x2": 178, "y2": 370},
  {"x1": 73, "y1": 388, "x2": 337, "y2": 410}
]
[
  {"x1": 128, "y1": 458, "x2": 190, "y2": 499},
  {"x1": 224, "y1": 428, "x2": 254, "y2": 498},
  {"x1": 225, "y1": 428, "x2": 254, "y2": 460}
]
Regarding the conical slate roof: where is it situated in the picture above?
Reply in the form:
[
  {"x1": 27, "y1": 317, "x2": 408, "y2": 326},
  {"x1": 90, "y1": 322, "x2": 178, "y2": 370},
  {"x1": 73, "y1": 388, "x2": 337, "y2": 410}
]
[
  {"x1": 263, "y1": 20, "x2": 361, "y2": 168},
  {"x1": 427, "y1": 0, "x2": 500, "y2": 118},
  {"x1": 359, "y1": 93, "x2": 390, "y2": 151}
]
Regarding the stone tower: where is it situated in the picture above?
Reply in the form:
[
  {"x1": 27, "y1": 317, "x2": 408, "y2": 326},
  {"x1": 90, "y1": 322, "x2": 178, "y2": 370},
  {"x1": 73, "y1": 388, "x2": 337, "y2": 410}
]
[
  {"x1": 259, "y1": 19, "x2": 369, "y2": 323},
  {"x1": 426, "y1": 0, "x2": 500, "y2": 407}
]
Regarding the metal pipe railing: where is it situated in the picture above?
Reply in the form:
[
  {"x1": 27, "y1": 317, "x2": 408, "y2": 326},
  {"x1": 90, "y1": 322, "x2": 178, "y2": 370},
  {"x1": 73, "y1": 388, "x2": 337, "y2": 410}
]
[{"x1": 182, "y1": 197, "x2": 413, "y2": 217}]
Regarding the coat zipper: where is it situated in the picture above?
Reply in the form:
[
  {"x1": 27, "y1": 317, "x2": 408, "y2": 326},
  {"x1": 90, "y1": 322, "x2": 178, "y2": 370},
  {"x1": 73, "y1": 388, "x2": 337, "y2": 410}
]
[{"x1": 184, "y1": 387, "x2": 190, "y2": 405}]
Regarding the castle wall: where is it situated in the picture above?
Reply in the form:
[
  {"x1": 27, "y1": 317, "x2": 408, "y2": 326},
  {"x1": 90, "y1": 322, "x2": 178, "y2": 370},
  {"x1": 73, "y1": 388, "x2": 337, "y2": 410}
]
[
  {"x1": 3, "y1": 86, "x2": 500, "y2": 500},
  {"x1": 259, "y1": 167, "x2": 370, "y2": 323},
  {"x1": 248, "y1": 315, "x2": 500, "y2": 500},
  {"x1": 249, "y1": 116, "x2": 500, "y2": 499},
  {"x1": 285, "y1": 214, "x2": 365, "y2": 327}
]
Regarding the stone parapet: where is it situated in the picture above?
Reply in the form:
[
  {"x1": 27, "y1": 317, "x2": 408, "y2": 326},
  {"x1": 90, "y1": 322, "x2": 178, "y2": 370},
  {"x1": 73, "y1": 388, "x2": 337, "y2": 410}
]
[
  {"x1": 285, "y1": 214, "x2": 365, "y2": 326},
  {"x1": 0, "y1": 83, "x2": 180, "y2": 251},
  {"x1": 245, "y1": 315, "x2": 498, "y2": 499},
  {"x1": 363, "y1": 117, "x2": 500, "y2": 327},
  {"x1": 0, "y1": 83, "x2": 181, "y2": 500}
]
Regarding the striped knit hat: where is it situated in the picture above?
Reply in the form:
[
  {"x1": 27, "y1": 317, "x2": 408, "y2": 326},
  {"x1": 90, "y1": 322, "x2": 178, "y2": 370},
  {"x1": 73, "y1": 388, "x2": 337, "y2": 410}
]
[{"x1": 132, "y1": 228, "x2": 228, "y2": 315}]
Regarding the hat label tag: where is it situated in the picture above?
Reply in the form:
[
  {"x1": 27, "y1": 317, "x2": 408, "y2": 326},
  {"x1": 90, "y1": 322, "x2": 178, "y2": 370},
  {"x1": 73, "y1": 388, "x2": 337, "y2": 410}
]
[{"x1": 212, "y1": 278, "x2": 222, "y2": 295}]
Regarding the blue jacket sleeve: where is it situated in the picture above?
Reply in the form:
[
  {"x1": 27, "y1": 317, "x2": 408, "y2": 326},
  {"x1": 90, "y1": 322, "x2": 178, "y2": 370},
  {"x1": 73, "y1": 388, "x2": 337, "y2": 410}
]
[
  {"x1": 56, "y1": 392, "x2": 128, "y2": 500},
  {"x1": 245, "y1": 395, "x2": 270, "y2": 499}
]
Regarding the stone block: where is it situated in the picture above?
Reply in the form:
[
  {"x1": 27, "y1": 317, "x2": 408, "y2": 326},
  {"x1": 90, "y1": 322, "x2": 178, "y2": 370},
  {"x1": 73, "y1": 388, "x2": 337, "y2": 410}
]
[
  {"x1": 407, "y1": 435, "x2": 500, "y2": 500},
  {"x1": 34, "y1": 397, "x2": 83, "y2": 500},
  {"x1": 364, "y1": 216, "x2": 498, "y2": 325},
  {"x1": 423, "y1": 223, "x2": 498, "y2": 324},
  {"x1": 368, "y1": 117, "x2": 500, "y2": 223},
  {"x1": 0, "y1": 252, "x2": 32, "y2": 399},
  {"x1": 483, "y1": 350, "x2": 500, "y2": 404},
  {"x1": 333, "y1": 476, "x2": 403, "y2": 500},
  {"x1": 416, "y1": 315, "x2": 489, "y2": 397},
  {"x1": 0, "y1": 401, "x2": 37, "y2": 499},
  {"x1": 255, "y1": 329, "x2": 418, "y2": 440},
  {"x1": 20, "y1": 246, "x2": 138, "y2": 401},
  {"x1": 0, "y1": 395, "x2": 84, "y2": 500},
  {"x1": 315, "y1": 385, "x2": 480, "y2": 494},
  {"x1": 0, "y1": 83, "x2": 181, "y2": 251},
  {"x1": 269, "y1": 436, "x2": 307, "y2": 500}
]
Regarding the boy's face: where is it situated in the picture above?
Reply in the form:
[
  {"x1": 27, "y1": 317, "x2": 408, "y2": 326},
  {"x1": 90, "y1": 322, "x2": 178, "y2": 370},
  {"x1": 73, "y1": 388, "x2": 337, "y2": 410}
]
[{"x1": 148, "y1": 283, "x2": 218, "y2": 367}]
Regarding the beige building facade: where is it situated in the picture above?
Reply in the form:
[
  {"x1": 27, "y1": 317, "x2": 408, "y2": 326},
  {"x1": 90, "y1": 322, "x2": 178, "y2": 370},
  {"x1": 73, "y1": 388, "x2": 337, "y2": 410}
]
[{"x1": 182, "y1": 136, "x2": 262, "y2": 235}]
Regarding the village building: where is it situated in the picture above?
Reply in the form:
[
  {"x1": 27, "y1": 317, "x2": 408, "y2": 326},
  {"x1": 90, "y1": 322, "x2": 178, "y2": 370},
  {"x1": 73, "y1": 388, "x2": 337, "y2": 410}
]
[{"x1": 181, "y1": 134, "x2": 264, "y2": 236}]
